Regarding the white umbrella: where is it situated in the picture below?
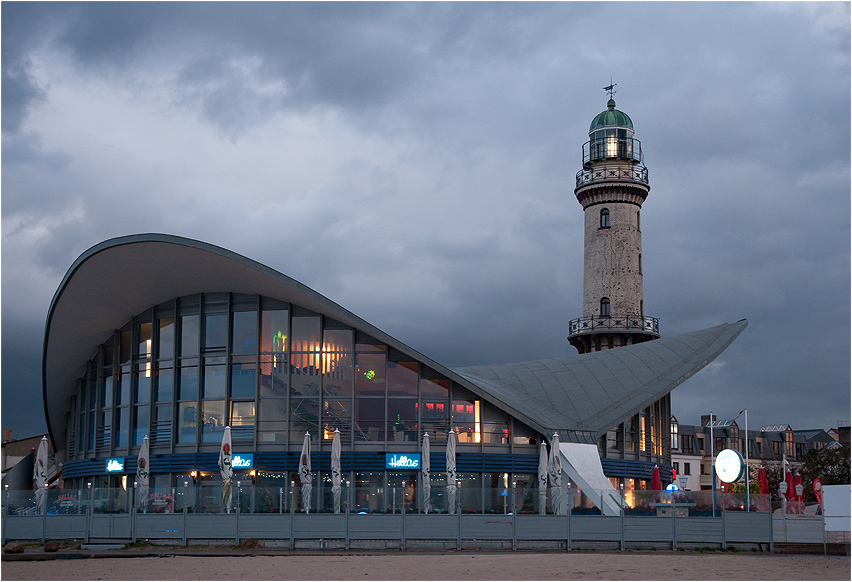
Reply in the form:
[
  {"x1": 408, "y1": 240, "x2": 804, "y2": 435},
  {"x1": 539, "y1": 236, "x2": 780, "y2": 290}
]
[
  {"x1": 446, "y1": 429, "x2": 457, "y2": 514},
  {"x1": 299, "y1": 432, "x2": 312, "y2": 513},
  {"x1": 548, "y1": 432, "x2": 563, "y2": 515},
  {"x1": 538, "y1": 440, "x2": 548, "y2": 515},
  {"x1": 331, "y1": 428, "x2": 341, "y2": 514},
  {"x1": 34, "y1": 436, "x2": 48, "y2": 515},
  {"x1": 421, "y1": 432, "x2": 431, "y2": 513},
  {"x1": 218, "y1": 426, "x2": 233, "y2": 513},
  {"x1": 136, "y1": 435, "x2": 150, "y2": 512}
]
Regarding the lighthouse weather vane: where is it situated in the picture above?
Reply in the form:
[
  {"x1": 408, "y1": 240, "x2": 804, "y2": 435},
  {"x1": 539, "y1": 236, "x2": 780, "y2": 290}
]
[{"x1": 603, "y1": 79, "x2": 617, "y2": 100}]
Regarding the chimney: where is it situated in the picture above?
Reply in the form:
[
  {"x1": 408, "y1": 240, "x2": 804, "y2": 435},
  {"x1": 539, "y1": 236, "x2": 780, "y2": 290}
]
[{"x1": 3, "y1": 428, "x2": 11, "y2": 442}]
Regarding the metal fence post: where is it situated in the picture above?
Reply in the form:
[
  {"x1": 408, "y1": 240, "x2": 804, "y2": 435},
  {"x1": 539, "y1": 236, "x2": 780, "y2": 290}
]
[
  {"x1": 400, "y1": 488, "x2": 406, "y2": 550},
  {"x1": 671, "y1": 503, "x2": 677, "y2": 551},
  {"x1": 289, "y1": 486, "x2": 295, "y2": 550},
  {"x1": 721, "y1": 510, "x2": 726, "y2": 549}
]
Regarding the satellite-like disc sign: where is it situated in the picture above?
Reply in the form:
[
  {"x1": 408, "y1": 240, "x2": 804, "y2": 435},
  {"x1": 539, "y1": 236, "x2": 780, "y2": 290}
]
[{"x1": 714, "y1": 448, "x2": 745, "y2": 483}]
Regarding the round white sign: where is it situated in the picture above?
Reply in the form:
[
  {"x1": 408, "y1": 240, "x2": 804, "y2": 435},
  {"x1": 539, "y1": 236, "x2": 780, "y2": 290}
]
[{"x1": 714, "y1": 448, "x2": 745, "y2": 483}]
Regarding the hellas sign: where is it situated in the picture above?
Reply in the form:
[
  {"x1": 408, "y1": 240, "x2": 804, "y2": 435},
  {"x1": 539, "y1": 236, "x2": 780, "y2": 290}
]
[
  {"x1": 385, "y1": 453, "x2": 420, "y2": 469},
  {"x1": 232, "y1": 454, "x2": 254, "y2": 469}
]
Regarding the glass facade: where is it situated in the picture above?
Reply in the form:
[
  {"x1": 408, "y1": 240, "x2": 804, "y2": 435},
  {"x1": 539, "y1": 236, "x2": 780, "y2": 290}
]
[{"x1": 71, "y1": 293, "x2": 543, "y2": 461}]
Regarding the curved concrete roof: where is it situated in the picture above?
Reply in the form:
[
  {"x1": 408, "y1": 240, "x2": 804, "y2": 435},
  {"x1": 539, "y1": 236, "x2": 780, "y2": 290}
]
[
  {"x1": 455, "y1": 319, "x2": 747, "y2": 437},
  {"x1": 44, "y1": 234, "x2": 747, "y2": 452}
]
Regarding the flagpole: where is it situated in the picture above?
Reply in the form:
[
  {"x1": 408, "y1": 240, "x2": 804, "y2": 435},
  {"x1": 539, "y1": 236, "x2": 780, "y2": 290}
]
[
  {"x1": 710, "y1": 412, "x2": 716, "y2": 518},
  {"x1": 743, "y1": 409, "x2": 749, "y2": 512}
]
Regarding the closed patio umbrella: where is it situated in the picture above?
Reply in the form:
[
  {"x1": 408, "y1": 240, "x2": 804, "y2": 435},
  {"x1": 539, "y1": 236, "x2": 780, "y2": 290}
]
[
  {"x1": 538, "y1": 441, "x2": 548, "y2": 514},
  {"x1": 34, "y1": 436, "x2": 48, "y2": 515},
  {"x1": 421, "y1": 432, "x2": 431, "y2": 513},
  {"x1": 299, "y1": 432, "x2": 312, "y2": 513},
  {"x1": 219, "y1": 426, "x2": 233, "y2": 513},
  {"x1": 137, "y1": 435, "x2": 150, "y2": 512},
  {"x1": 651, "y1": 465, "x2": 662, "y2": 504},
  {"x1": 757, "y1": 467, "x2": 770, "y2": 512},
  {"x1": 446, "y1": 429, "x2": 457, "y2": 514},
  {"x1": 548, "y1": 433, "x2": 562, "y2": 515},
  {"x1": 793, "y1": 474, "x2": 804, "y2": 514},
  {"x1": 784, "y1": 469, "x2": 795, "y2": 513},
  {"x1": 331, "y1": 428, "x2": 341, "y2": 514}
]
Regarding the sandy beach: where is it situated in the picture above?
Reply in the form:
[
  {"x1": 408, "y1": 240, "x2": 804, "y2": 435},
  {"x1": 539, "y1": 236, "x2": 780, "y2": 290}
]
[{"x1": 2, "y1": 551, "x2": 850, "y2": 581}]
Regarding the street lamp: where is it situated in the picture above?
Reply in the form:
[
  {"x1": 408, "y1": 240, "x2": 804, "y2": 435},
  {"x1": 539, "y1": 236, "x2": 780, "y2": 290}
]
[
  {"x1": 779, "y1": 480, "x2": 788, "y2": 515},
  {"x1": 795, "y1": 480, "x2": 804, "y2": 514}
]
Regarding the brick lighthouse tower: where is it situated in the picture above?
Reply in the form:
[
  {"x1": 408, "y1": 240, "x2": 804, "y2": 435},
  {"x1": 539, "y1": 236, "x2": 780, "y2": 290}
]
[{"x1": 568, "y1": 85, "x2": 660, "y2": 354}]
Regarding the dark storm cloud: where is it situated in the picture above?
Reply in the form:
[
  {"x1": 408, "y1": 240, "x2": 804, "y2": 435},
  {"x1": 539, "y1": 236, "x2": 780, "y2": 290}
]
[{"x1": 2, "y1": 2, "x2": 849, "y2": 437}]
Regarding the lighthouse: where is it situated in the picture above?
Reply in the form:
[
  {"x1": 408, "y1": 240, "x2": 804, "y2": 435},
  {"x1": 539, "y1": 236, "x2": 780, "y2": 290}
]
[{"x1": 568, "y1": 86, "x2": 660, "y2": 354}]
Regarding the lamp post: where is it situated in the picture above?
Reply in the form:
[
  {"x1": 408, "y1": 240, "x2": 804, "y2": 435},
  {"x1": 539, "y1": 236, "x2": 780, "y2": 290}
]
[
  {"x1": 709, "y1": 411, "x2": 716, "y2": 518},
  {"x1": 731, "y1": 408, "x2": 749, "y2": 511},
  {"x1": 779, "y1": 480, "x2": 787, "y2": 516},
  {"x1": 795, "y1": 480, "x2": 804, "y2": 515}
]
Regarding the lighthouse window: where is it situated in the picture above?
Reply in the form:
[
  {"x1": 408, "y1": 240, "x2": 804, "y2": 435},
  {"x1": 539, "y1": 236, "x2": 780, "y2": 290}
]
[
  {"x1": 600, "y1": 298, "x2": 611, "y2": 317},
  {"x1": 600, "y1": 208, "x2": 610, "y2": 228}
]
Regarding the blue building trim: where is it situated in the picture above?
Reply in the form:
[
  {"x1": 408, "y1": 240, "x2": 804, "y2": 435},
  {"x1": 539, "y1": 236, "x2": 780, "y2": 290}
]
[{"x1": 63, "y1": 453, "x2": 668, "y2": 481}]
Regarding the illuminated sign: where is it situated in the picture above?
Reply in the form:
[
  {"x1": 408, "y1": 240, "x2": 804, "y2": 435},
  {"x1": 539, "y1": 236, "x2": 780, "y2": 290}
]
[
  {"x1": 714, "y1": 448, "x2": 745, "y2": 483},
  {"x1": 386, "y1": 453, "x2": 420, "y2": 469},
  {"x1": 105, "y1": 458, "x2": 125, "y2": 473},
  {"x1": 232, "y1": 453, "x2": 254, "y2": 469}
]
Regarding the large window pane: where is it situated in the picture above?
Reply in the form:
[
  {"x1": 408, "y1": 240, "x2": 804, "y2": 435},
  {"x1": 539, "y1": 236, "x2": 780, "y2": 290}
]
[
  {"x1": 258, "y1": 399, "x2": 287, "y2": 443},
  {"x1": 177, "y1": 403, "x2": 197, "y2": 443},
  {"x1": 354, "y1": 398, "x2": 384, "y2": 441},
  {"x1": 203, "y1": 364, "x2": 226, "y2": 399},
  {"x1": 322, "y1": 353, "x2": 353, "y2": 397},
  {"x1": 420, "y1": 378, "x2": 449, "y2": 398},
  {"x1": 232, "y1": 311, "x2": 258, "y2": 354},
  {"x1": 260, "y1": 359, "x2": 288, "y2": 399},
  {"x1": 291, "y1": 353, "x2": 320, "y2": 397},
  {"x1": 387, "y1": 361, "x2": 418, "y2": 397},
  {"x1": 421, "y1": 400, "x2": 449, "y2": 442},
  {"x1": 153, "y1": 404, "x2": 171, "y2": 445},
  {"x1": 181, "y1": 315, "x2": 199, "y2": 357},
  {"x1": 138, "y1": 322, "x2": 152, "y2": 358},
  {"x1": 452, "y1": 399, "x2": 480, "y2": 444},
  {"x1": 261, "y1": 309, "x2": 288, "y2": 353},
  {"x1": 387, "y1": 399, "x2": 417, "y2": 442},
  {"x1": 323, "y1": 328, "x2": 352, "y2": 352},
  {"x1": 115, "y1": 408, "x2": 129, "y2": 448},
  {"x1": 291, "y1": 316, "x2": 321, "y2": 352},
  {"x1": 290, "y1": 398, "x2": 319, "y2": 442},
  {"x1": 116, "y1": 371, "x2": 130, "y2": 406},
  {"x1": 135, "y1": 368, "x2": 151, "y2": 404},
  {"x1": 158, "y1": 318, "x2": 175, "y2": 360},
  {"x1": 133, "y1": 405, "x2": 149, "y2": 446},
  {"x1": 355, "y1": 353, "x2": 385, "y2": 397},
  {"x1": 323, "y1": 399, "x2": 351, "y2": 442},
  {"x1": 155, "y1": 365, "x2": 173, "y2": 402},
  {"x1": 201, "y1": 400, "x2": 226, "y2": 443},
  {"x1": 230, "y1": 362, "x2": 256, "y2": 399},
  {"x1": 205, "y1": 314, "x2": 228, "y2": 350},
  {"x1": 100, "y1": 374, "x2": 113, "y2": 408},
  {"x1": 178, "y1": 366, "x2": 198, "y2": 401},
  {"x1": 231, "y1": 401, "x2": 255, "y2": 442}
]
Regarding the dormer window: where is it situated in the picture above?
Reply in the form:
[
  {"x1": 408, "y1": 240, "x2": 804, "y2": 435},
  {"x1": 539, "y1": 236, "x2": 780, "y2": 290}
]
[
  {"x1": 600, "y1": 297, "x2": 610, "y2": 317},
  {"x1": 600, "y1": 208, "x2": 610, "y2": 228}
]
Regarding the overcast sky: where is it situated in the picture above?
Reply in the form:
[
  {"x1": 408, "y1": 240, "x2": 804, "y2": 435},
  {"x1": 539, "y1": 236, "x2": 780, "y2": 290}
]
[{"x1": 2, "y1": 2, "x2": 850, "y2": 441}]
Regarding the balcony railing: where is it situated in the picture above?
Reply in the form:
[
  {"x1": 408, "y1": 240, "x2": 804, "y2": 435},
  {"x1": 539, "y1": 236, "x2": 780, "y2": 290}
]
[
  {"x1": 576, "y1": 164, "x2": 649, "y2": 188},
  {"x1": 568, "y1": 315, "x2": 660, "y2": 338}
]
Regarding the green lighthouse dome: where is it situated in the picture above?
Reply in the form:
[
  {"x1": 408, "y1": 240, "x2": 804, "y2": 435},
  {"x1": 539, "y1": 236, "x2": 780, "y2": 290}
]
[{"x1": 589, "y1": 98, "x2": 633, "y2": 132}]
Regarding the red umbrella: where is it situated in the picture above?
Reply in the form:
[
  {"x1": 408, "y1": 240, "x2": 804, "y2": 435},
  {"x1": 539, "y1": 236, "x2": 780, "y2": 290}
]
[
  {"x1": 756, "y1": 467, "x2": 770, "y2": 512},
  {"x1": 784, "y1": 470, "x2": 795, "y2": 514},
  {"x1": 757, "y1": 468, "x2": 769, "y2": 495},
  {"x1": 651, "y1": 466, "x2": 661, "y2": 503}
]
